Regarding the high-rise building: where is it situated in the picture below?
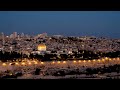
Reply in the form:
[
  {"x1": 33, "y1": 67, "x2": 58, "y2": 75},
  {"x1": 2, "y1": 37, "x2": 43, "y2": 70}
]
[
  {"x1": 10, "y1": 34, "x2": 14, "y2": 38},
  {"x1": 13, "y1": 32, "x2": 17, "y2": 38},
  {"x1": 21, "y1": 33, "x2": 24, "y2": 37}
]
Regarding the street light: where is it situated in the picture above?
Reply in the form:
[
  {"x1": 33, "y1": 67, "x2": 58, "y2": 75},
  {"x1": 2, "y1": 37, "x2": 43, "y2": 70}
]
[
  {"x1": 73, "y1": 60, "x2": 77, "y2": 63},
  {"x1": 15, "y1": 62, "x2": 19, "y2": 65},
  {"x1": 102, "y1": 58, "x2": 105, "y2": 61},
  {"x1": 109, "y1": 58, "x2": 112, "y2": 61},
  {"x1": 83, "y1": 60, "x2": 86, "y2": 63},
  {"x1": 105, "y1": 57, "x2": 108, "y2": 60},
  {"x1": 63, "y1": 61, "x2": 66, "y2": 64},
  {"x1": 52, "y1": 61, "x2": 55, "y2": 64},
  {"x1": 34, "y1": 61, "x2": 38, "y2": 64},
  {"x1": 57, "y1": 61, "x2": 60, "y2": 64},
  {"x1": 9, "y1": 63, "x2": 12, "y2": 65},
  {"x1": 98, "y1": 59, "x2": 100, "y2": 62},
  {"x1": 21, "y1": 62, "x2": 25, "y2": 65},
  {"x1": 2, "y1": 63, "x2": 6, "y2": 66},
  {"x1": 93, "y1": 59, "x2": 96, "y2": 62},
  {"x1": 88, "y1": 60, "x2": 91, "y2": 62},
  {"x1": 41, "y1": 62, "x2": 44, "y2": 64},
  {"x1": 117, "y1": 58, "x2": 119, "y2": 60},
  {"x1": 113, "y1": 58, "x2": 115, "y2": 60}
]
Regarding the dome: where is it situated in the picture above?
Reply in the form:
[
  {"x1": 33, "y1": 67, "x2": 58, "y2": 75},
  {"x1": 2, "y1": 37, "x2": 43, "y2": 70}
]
[{"x1": 37, "y1": 44, "x2": 46, "y2": 51}]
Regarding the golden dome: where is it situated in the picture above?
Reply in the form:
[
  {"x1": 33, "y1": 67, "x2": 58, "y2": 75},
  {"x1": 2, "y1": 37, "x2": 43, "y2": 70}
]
[{"x1": 37, "y1": 44, "x2": 46, "y2": 51}]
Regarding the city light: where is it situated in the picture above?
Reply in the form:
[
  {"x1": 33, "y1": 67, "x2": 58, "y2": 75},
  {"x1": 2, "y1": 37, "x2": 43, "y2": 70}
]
[
  {"x1": 41, "y1": 62, "x2": 44, "y2": 64},
  {"x1": 52, "y1": 61, "x2": 55, "y2": 64},
  {"x1": 105, "y1": 57, "x2": 108, "y2": 60},
  {"x1": 88, "y1": 60, "x2": 91, "y2": 62},
  {"x1": 34, "y1": 61, "x2": 38, "y2": 64},
  {"x1": 9, "y1": 73, "x2": 12, "y2": 76},
  {"x1": 63, "y1": 61, "x2": 66, "y2": 64},
  {"x1": 109, "y1": 58, "x2": 111, "y2": 61},
  {"x1": 28, "y1": 62, "x2": 31, "y2": 65},
  {"x1": 83, "y1": 60, "x2": 86, "y2": 63},
  {"x1": 113, "y1": 58, "x2": 116, "y2": 60},
  {"x1": 21, "y1": 62, "x2": 25, "y2": 65},
  {"x1": 15, "y1": 62, "x2": 19, "y2": 65},
  {"x1": 117, "y1": 58, "x2": 120, "y2": 60},
  {"x1": 73, "y1": 60, "x2": 77, "y2": 63},
  {"x1": 57, "y1": 61, "x2": 60, "y2": 64},
  {"x1": 9, "y1": 63, "x2": 12, "y2": 65},
  {"x1": 98, "y1": 59, "x2": 100, "y2": 62},
  {"x1": 93, "y1": 60, "x2": 96, "y2": 62},
  {"x1": 2, "y1": 63, "x2": 6, "y2": 66},
  {"x1": 102, "y1": 58, "x2": 104, "y2": 61}
]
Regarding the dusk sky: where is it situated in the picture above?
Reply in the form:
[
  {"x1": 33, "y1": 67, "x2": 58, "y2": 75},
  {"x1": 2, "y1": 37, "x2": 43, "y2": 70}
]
[{"x1": 0, "y1": 11, "x2": 120, "y2": 38}]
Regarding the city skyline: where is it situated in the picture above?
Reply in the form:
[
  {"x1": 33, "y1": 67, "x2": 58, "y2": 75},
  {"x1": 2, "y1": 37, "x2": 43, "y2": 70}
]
[{"x1": 0, "y1": 11, "x2": 120, "y2": 38}]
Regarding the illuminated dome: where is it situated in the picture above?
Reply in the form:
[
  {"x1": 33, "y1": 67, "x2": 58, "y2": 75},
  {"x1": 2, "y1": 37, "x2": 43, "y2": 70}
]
[{"x1": 37, "y1": 44, "x2": 46, "y2": 51}]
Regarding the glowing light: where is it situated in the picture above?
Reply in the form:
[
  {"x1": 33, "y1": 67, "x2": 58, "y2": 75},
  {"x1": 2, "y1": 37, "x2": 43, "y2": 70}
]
[
  {"x1": 73, "y1": 60, "x2": 76, "y2": 63},
  {"x1": 102, "y1": 58, "x2": 105, "y2": 61},
  {"x1": 9, "y1": 73, "x2": 12, "y2": 76},
  {"x1": 105, "y1": 57, "x2": 108, "y2": 60},
  {"x1": 83, "y1": 60, "x2": 86, "y2": 63},
  {"x1": 28, "y1": 62, "x2": 31, "y2": 65},
  {"x1": 78, "y1": 60, "x2": 81, "y2": 63},
  {"x1": 88, "y1": 60, "x2": 91, "y2": 62},
  {"x1": 38, "y1": 44, "x2": 46, "y2": 51},
  {"x1": 2, "y1": 63, "x2": 6, "y2": 66},
  {"x1": 98, "y1": 60, "x2": 100, "y2": 62},
  {"x1": 52, "y1": 61, "x2": 55, "y2": 64},
  {"x1": 15, "y1": 62, "x2": 19, "y2": 65},
  {"x1": 63, "y1": 61, "x2": 66, "y2": 64},
  {"x1": 57, "y1": 61, "x2": 60, "y2": 64},
  {"x1": 117, "y1": 58, "x2": 119, "y2": 60},
  {"x1": 93, "y1": 60, "x2": 96, "y2": 62},
  {"x1": 9, "y1": 63, "x2": 12, "y2": 65},
  {"x1": 34, "y1": 62, "x2": 38, "y2": 64},
  {"x1": 41, "y1": 62, "x2": 44, "y2": 64},
  {"x1": 113, "y1": 58, "x2": 115, "y2": 60},
  {"x1": 21, "y1": 62, "x2": 25, "y2": 65},
  {"x1": 109, "y1": 58, "x2": 112, "y2": 61}
]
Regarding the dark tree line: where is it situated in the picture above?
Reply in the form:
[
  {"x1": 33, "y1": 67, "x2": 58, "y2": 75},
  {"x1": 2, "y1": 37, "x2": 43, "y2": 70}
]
[
  {"x1": 0, "y1": 50, "x2": 120, "y2": 62},
  {"x1": 0, "y1": 51, "x2": 29, "y2": 62},
  {"x1": 86, "y1": 64, "x2": 120, "y2": 75}
]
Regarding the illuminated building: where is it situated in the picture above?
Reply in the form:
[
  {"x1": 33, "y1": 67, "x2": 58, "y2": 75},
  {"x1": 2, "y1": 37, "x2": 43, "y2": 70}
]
[{"x1": 37, "y1": 44, "x2": 46, "y2": 51}]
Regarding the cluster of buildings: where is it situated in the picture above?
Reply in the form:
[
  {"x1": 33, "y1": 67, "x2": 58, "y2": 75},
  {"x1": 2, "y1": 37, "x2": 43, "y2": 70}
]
[{"x1": 0, "y1": 32, "x2": 120, "y2": 55}]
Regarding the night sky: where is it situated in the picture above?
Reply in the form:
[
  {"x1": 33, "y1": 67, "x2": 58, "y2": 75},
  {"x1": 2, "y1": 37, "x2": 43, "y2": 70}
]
[{"x1": 0, "y1": 11, "x2": 120, "y2": 38}]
